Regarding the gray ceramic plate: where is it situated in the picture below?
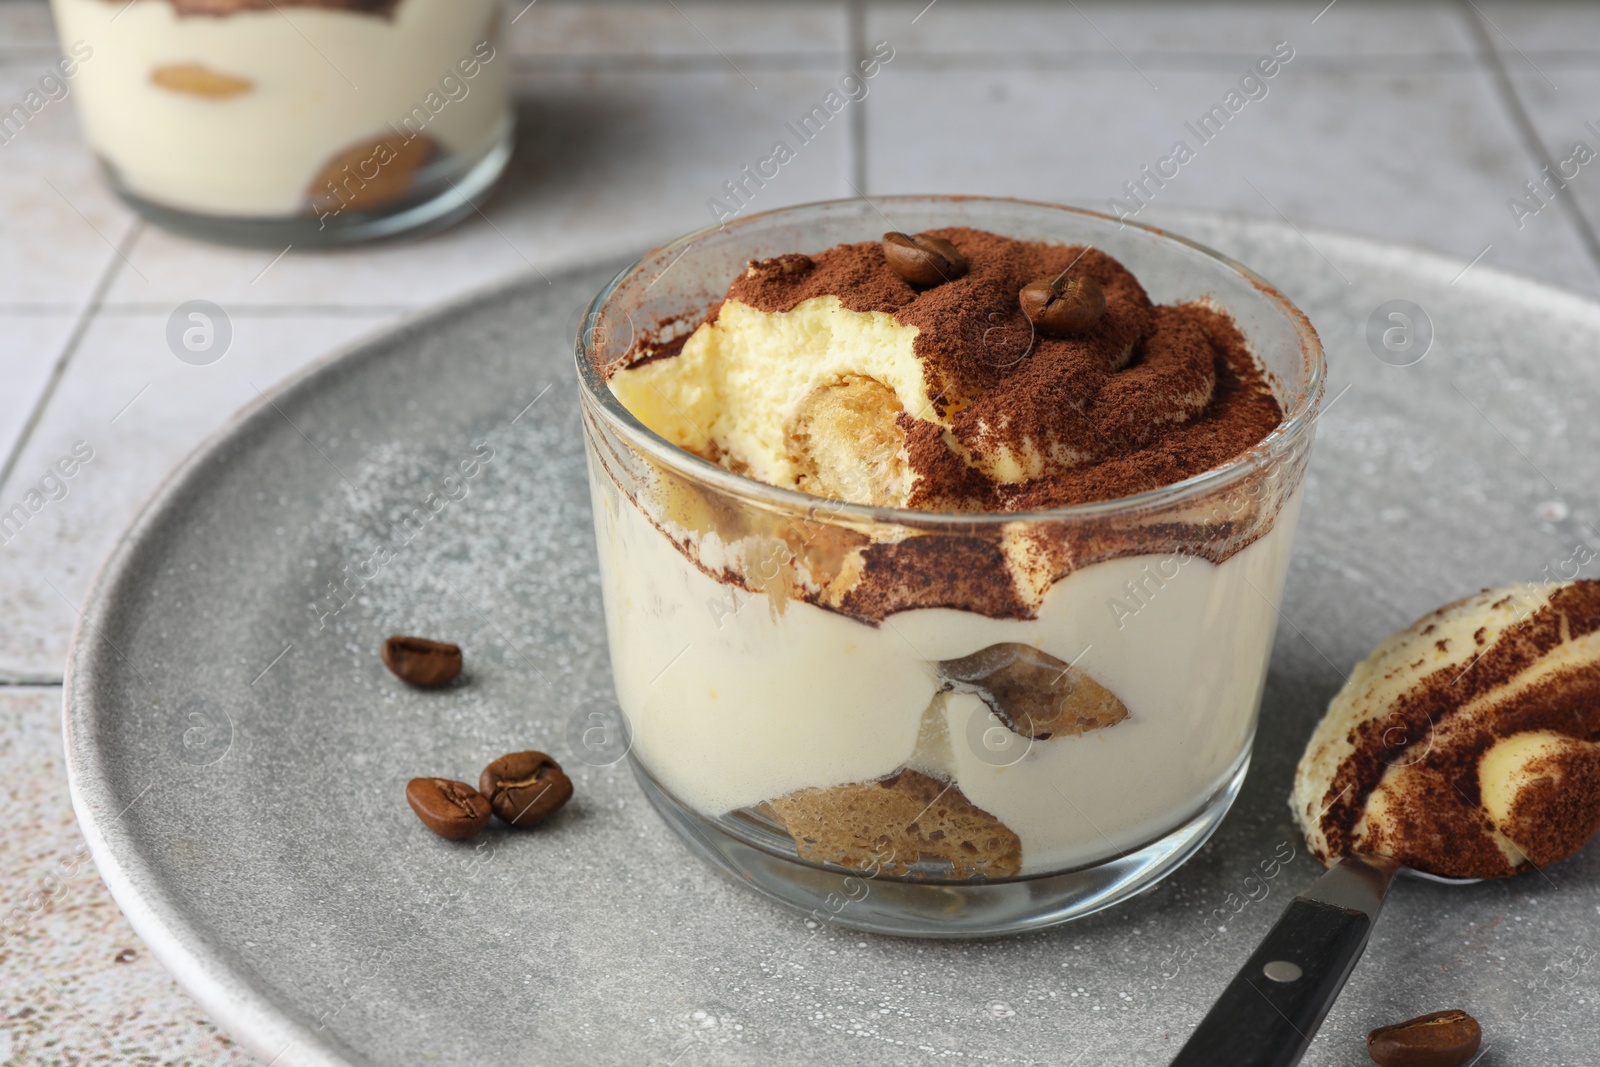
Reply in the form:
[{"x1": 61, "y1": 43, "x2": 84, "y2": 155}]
[{"x1": 66, "y1": 211, "x2": 1600, "y2": 1067}]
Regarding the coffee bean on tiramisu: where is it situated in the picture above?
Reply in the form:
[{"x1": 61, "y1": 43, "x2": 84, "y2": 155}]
[
  {"x1": 881, "y1": 231, "x2": 967, "y2": 286},
  {"x1": 406, "y1": 778, "x2": 491, "y2": 840},
  {"x1": 479, "y1": 751, "x2": 574, "y2": 828},
  {"x1": 381, "y1": 635, "x2": 462, "y2": 687},
  {"x1": 1366, "y1": 1009, "x2": 1481, "y2": 1067},
  {"x1": 1019, "y1": 275, "x2": 1105, "y2": 337}
]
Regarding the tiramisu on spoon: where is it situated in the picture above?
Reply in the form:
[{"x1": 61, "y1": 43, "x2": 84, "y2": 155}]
[{"x1": 1172, "y1": 580, "x2": 1600, "y2": 1067}]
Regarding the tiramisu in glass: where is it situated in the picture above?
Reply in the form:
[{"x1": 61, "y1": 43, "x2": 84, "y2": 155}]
[
  {"x1": 51, "y1": 0, "x2": 511, "y2": 245},
  {"x1": 576, "y1": 198, "x2": 1324, "y2": 936}
]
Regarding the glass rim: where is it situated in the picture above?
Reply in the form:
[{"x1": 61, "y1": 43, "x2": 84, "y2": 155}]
[{"x1": 574, "y1": 194, "x2": 1326, "y2": 527}]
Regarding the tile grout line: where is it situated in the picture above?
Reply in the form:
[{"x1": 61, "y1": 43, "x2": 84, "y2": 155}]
[
  {"x1": 0, "y1": 304, "x2": 84, "y2": 315},
  {"x1": 0, "y1": 220, "x2": 143, "y2": 496},
  {"x1": 881, "y1": 51, "x2": 1486, "y2": 71},
  {"x1": 87, "y1": 304, "x2": 419, "y2": 316},
  {"x1": 1458, "y1": 0, "x2": 1600, "y2": 279},
  {"x1": 506, "y1": 51, "x2": 852, "y2": 74},
  {"x1": 846, "y1": 0, "x2": 867, "y2": 194},
  {"x1": 502, "y1": 50, "x2": 1518, "y2": 77}
]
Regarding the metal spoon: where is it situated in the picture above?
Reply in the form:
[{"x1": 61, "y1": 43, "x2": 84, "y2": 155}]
[{"x1": 1169, "y1": 854, "x2": 1479, "y2": 1067}]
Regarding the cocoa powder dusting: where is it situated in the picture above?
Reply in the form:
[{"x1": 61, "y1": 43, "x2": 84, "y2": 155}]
[
  {"x1": 1004, "y1": 304, "x2": 1283, "y2": 509},
  {"x1": 1317, "y1": 581, "x2": 1600, "y2": 878},
  {"x1": 605, "y1": 226, "x2": 1299, "y2": 623},
  {"x1": 722, "y1": 227, "x2": 1283, "y2": 511}
]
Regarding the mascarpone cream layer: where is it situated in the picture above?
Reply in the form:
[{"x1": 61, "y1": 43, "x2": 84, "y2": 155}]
[{"x1": 590, "y1": 461, "x2": 1302, "y2": 875}]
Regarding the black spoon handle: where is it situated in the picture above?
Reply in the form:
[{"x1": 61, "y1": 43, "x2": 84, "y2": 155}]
[
  {"x1": 1169, "y1": 899, "x2": 1372, "y2": 1066},
  {"x1": 1169, "y1": 854, "x2": 1399, "y2": 1067}
]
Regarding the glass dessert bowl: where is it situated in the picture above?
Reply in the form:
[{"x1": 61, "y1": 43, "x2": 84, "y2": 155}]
[
  {"x1": 51, "y1": 0, "x2": 512, "y2": 247},
  {"x1": 575, "y1": 197, "x2": 1324, "y2": 937}
]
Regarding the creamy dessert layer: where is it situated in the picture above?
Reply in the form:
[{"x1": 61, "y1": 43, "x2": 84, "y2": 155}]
[{"x1": 591, "y1": 464, "x2": 1301, "y2": 875}]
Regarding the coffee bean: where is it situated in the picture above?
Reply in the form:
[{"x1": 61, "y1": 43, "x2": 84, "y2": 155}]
[
  {"x1": 406, "y1": 777, "x2": 491, "y2": 840},
  {"x1": 1367, "y1": 1009, "x2": 1481, "y2": 1067},
  {"x1": 1018, "y1": 275, "x2": 1105, "y2": 337},
  {"x1": 882, "y1": 231, "x2": 967, "y2": 287},
  {"x1": 382, "y1": 635, "x2": 462, "y2": 687},
  {"x1": 479, "y1": 751, "x2": 574, "y2": 828}
]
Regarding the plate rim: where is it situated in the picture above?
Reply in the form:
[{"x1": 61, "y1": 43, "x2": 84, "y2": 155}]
[
  {"x1": 61, "y1": 261, "x2": 611, "y2": 1067},
  {"x1": 60, "y1": 213, "x2": 1600, "y2": 1067}
]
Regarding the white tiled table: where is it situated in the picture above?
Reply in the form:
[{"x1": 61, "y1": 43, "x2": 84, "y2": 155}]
[{"x1": 1, "y1": 1, "x2": 1597, "y2": 1060}]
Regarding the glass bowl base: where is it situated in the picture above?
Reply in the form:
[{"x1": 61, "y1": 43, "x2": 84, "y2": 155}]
[
  {"x1": 631, "y1": 751, "x2": 1250, "y2": 939},
  {"x1": 103, "y1": 114, "x2": 513, "y2": 249}
]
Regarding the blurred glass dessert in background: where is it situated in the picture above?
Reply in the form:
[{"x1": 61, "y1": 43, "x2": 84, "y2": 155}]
[{"x1": 51, "y1": 0, "x2": 512, "y2": 246}]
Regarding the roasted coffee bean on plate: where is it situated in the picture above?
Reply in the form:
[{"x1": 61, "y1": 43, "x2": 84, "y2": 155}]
[
  {"x1": 1367, "y1": 1008, "x2": 1481, "y2": 1067},
  {"x1": 406, "y1": 777, "x2": 492, "y2": 840},
  {"x1": 480, "y1": 751, "x2": 574, "y2": 828},
  {"x1": 1019, "y1": 274, "x2": 1105, "y2": 337},
  {"x1": 382, "y1": 635, "x2": 462, "y2": 687},
  {"x1": 881, "y1": 231, "x2": 967, "y2": 287}
]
